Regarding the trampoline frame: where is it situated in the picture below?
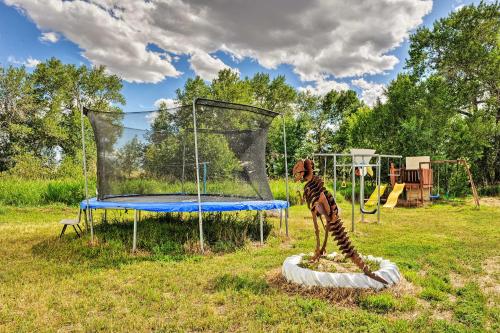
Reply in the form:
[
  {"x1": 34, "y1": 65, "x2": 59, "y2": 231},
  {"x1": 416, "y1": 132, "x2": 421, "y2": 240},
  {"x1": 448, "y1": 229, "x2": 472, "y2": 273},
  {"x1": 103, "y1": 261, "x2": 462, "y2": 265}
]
[{"x1": 79, "y1": 98, "x2": 290, "y2": 252}]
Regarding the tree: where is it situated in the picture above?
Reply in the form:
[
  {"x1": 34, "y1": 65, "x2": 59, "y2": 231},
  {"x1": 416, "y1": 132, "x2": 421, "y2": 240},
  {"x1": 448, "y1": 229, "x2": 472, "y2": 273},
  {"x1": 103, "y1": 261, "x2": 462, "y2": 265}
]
[
  {"x1": 0, "y1": 58, "x2": 125, "y2": 176},
  {"x1": 0, "y1": 66, "x2": 36, "y2": 171},
  {"x1": 116, "y1": 136, "x2": 144, "y2": 177},
  {"x1": 406, "y1": 1, "x2": 500, "y2": 184}
]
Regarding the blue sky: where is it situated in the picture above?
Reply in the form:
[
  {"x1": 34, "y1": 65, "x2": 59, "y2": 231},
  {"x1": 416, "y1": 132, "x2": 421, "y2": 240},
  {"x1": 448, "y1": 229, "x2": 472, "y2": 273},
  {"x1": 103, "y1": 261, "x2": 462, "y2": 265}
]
[{"x1": 0, "y1": 0, "x2": 481, "y2": 111}]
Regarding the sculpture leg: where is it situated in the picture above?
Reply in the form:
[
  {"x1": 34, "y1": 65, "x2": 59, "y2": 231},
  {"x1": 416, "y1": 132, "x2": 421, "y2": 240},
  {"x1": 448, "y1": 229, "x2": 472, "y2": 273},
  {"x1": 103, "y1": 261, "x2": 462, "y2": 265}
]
[
  {"x1": 319, "y1": 219, "x2": 329, "y2": 255},
  {"x1": 310, "y1": 212, "x2": 322, "y2": 262}
]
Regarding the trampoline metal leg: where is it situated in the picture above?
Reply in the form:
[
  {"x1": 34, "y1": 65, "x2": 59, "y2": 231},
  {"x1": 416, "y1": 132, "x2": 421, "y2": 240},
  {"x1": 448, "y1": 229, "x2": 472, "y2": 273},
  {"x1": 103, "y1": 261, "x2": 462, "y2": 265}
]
[
  {"x1": 259, "y1": 211, "x2": 264, "y2": 245},
  {"x1": 83, "y1": 209, "x2": 88, "y2": 230},
  {"x1": 198, "y1": 212, "x2": 204, "y2": 254},
  {"x1": 285, "y1": 208, "x2": 289, "y2": 237},
  {"x1": 133, "y1": 210, "x2": 138, "y2": 253},
  {"x1": 279, "y1": 208, "x2": 283, "y2": 233},
  {"x1": 89, "y1": 208, "x2": 94, "y2": 244}
]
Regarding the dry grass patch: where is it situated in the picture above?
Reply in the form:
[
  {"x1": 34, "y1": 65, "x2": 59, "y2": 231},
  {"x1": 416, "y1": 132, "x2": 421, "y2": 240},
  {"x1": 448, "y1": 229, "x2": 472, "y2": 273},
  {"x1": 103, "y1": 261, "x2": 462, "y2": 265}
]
[{"x1": 266, "y1": 267, "x2": 420, "y2": 314}]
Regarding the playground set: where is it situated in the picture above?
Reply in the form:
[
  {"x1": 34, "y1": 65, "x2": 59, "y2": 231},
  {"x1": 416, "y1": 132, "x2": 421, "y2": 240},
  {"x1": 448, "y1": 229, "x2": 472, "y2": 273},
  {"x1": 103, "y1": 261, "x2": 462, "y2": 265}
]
[
  {"x1": 313, "y1": 151, "x2": 480, "y2": 229},
  {"x1": 62, "y1": 96, "x2": 477, "y2": 292},
  {"x1": 315, "y1": 149, "x2": 402, "y2": 231}
]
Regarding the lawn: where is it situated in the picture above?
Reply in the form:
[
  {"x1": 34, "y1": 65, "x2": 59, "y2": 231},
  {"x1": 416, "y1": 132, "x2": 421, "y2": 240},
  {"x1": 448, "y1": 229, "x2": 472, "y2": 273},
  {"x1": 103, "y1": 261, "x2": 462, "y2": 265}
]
[{"x1": 0, "y1": 200, "x2": 499, "y2": 332}]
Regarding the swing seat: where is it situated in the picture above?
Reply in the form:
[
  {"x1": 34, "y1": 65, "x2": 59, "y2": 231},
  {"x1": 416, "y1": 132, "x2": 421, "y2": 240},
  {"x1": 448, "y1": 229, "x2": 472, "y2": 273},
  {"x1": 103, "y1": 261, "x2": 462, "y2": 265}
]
[
  {"x1": 360, "y1": 207, "x2": 377, "y2": 214},
  {"x1": 430, "y1": 194, "x2": 440, "y2": 200}
]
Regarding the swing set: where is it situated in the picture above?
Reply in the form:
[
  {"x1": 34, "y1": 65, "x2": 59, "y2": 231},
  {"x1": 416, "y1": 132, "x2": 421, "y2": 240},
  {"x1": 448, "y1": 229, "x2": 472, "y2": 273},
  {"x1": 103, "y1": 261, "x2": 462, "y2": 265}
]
[
  {"x1": 419, "y1": 159, "x2": 480, "y2": 208},
  {"x1": 314, "y1": 150, "x2": 403, "y2": 231}
]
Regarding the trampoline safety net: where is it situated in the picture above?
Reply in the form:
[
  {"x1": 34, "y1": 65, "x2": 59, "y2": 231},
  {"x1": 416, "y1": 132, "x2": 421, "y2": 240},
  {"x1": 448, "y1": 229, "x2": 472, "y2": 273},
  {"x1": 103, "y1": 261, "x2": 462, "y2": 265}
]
[{"x1": 85, "y1": 98, "x2": 278, "y2": 202}]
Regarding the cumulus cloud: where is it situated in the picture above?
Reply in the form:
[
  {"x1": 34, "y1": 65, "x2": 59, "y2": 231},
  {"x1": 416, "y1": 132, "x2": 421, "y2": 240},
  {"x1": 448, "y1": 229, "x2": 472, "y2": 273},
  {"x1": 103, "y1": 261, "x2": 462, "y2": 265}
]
[
  {"x1": 153, "y1": 98, "x2": 177, "y2": 109},
  {"x1": 190, "y1": 52, "x2": 238, "y2": 81},
  {"x1": 351, "y1": 78, "x2": 387, "y2": 107},
  {"x1": 39, "y1": 31, "x2": 59, "y2": 43},
  {"x1": 8, "y1": 55, "x2": 41, "y2": 68},
  {"x1": 5, "y1": 0, "x2": 432, "y2": 84},
  {"x1": 299, "y1": 75, "x2": 349, "y2": 95}
]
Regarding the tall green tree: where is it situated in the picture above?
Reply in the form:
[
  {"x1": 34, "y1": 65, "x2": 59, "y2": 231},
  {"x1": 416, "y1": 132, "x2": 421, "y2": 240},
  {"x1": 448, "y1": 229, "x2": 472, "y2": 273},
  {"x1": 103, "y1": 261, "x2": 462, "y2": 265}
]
[
  {"x1": 0, "y1": 66, "x2": 36, "y2": 171},
  {"x1": 406, "y1": 1, "x2": 500, "y2": 183},
  {"x1": 0, "y1": 58, "x2": 125, "y2": 175}
]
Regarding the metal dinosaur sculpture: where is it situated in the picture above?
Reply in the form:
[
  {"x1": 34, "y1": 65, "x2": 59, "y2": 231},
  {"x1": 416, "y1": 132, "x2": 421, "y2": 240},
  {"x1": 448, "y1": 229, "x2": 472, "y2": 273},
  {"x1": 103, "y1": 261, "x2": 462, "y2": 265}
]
[{"x1": 292, "y1": 158, "x2": 388, "y2": 285}]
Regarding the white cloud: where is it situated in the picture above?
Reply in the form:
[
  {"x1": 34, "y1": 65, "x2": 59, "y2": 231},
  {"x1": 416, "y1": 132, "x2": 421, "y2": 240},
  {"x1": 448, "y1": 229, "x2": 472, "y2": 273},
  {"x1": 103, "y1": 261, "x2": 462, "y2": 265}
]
[
  {"x1": 351, "y1": 78, "x2": 387, "y2": 107},
  {"x1": 153, "y1": 98, "x2": 177, "y2": 109},
  {"x1": 189, "y1": 52, "x2": 238, "y2": 81},
  {"x1": 298, "y1": 75, "x2": 349, "y2": 95},
  {"x1": 24, "y1": 57, "x2": 41, "y2": 68},
  {"x1": 145, "y1": 98, "x2": 178, "y2": 124},
  {"x1": 8, "y1": 55, "x2": 41, "y2": 68},
  {"x1": 5, "y1": 0, "x2": 432, "y2": 84},
  {"x1": 39, "y1": 31, "x2": 59, "y2": 43}
]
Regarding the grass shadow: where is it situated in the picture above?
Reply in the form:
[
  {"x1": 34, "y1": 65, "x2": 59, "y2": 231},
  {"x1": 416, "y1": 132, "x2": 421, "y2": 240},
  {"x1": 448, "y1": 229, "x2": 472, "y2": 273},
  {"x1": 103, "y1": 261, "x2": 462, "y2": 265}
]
[{"x1": 32, "y1": 212, "x2": 272, "y2": 269}]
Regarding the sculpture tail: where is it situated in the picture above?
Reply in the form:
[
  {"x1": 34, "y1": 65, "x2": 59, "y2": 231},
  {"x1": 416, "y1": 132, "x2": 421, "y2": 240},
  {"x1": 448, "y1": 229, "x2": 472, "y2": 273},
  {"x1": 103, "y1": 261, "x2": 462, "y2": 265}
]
[{"x1": 327, "y1": 216, "x2": 388, "y2": 285}]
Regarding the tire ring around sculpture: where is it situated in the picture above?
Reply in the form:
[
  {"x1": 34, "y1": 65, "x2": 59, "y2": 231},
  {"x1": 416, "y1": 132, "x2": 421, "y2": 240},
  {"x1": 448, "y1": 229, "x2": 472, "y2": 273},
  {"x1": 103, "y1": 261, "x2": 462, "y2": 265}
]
[{"x1": 282, "y1": 253, "x2": 401, "y2": 290}]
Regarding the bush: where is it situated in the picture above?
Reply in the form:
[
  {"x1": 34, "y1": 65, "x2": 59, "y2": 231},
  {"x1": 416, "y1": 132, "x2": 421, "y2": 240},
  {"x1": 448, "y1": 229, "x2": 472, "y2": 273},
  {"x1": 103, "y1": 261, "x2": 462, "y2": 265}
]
[
  {"x1": 44, "y1": 180, "x2": 86, "y2": 205},
  {"x1": 0, "y1": 177, "x2": 46, "y2": 206},
  {"x1": 478, "y1": 183, "x2": 500, "y2": 197},
  {"x1": 269, "y1": 179, "x2": 303, "y2": 205},
  {"x1": 0, "y1": 176, "x2": 96, "y2": 206}
]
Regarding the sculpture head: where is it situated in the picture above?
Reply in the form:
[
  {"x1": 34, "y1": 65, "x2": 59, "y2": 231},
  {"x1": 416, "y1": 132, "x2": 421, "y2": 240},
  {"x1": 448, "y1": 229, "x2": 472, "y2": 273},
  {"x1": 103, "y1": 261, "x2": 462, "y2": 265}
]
[{"x1": 292, "y1": 159, "x2": 314, "y2": 182}]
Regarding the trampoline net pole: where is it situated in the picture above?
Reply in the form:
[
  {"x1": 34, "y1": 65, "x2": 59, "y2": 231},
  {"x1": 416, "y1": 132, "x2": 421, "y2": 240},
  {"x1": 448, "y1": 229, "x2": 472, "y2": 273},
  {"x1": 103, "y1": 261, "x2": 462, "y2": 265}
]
[
  {"x1": 203, "y1": 162, "x2": 207, "y2": 194},
  {"x1": 281, "y1": 114, "x2": 290, "y2": 236},
  {"x1": 78, "y1": 93, "x2": 92, "y2": 242},
  {"x1": 181, "y1": 141, "x2": 186, "y2": 194},
  {"x1": 192, "y1": 99, "x2": 204, "y2": 253},
  {"x1": 351, "y1": 157, "x2": 355, "y2": 232}
]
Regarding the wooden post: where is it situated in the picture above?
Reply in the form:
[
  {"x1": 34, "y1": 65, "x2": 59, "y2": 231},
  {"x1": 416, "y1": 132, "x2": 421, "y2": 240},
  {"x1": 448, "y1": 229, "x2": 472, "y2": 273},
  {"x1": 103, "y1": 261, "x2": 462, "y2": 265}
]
[{"x1": 460, "y1": 159, "x2": 480, "y2": 208}]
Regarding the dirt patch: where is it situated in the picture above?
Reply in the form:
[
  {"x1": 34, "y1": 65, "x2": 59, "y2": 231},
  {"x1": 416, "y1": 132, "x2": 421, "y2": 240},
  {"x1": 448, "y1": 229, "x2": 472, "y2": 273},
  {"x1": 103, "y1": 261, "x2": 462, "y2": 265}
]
[
  {"x1": 450, "y1": 272, "x2": 467, "y2": 289},
  {"x1": 474, "y1": 197, "x2": 500, "y2": 207},
  {"x1": 266, "y1": 268, "x2": 420, "y2": 308},
  {"x1": 479, "y1": 256, "x2": 500, "y2": 307}
]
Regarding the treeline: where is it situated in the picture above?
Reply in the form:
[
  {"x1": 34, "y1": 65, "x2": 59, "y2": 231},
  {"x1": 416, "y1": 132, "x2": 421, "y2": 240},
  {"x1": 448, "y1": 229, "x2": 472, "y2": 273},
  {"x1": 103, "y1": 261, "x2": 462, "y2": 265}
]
[
  {"x1": 0, "y1": 2, "x2": 498, "y2": 193},
  {"x1": 0, "y1": 58, "x2": 124, "y2": 178}
]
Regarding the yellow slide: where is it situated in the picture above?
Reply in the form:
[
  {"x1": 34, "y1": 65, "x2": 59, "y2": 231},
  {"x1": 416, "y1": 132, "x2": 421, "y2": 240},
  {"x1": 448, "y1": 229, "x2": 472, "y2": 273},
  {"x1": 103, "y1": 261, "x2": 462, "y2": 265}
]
[
  {"x1": 365, "y1": 184, "x2": 387, "y2": 206},
  {"x1": 383, "y1": 183, "x2": 405, "y2": 208}
]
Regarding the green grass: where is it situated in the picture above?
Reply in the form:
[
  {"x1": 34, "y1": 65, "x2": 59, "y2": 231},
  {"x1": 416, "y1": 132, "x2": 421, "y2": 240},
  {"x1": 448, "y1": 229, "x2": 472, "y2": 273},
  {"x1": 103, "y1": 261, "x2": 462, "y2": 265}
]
[
  {"x1": 0, "y1": 176, "x2": 298, "y2": 206},
  {"x1": 0, "y1": 177, "x2": 94, "y2": 206},
  {"x1": 0, "y1": 200, "x2": 499, "y2": 331}
]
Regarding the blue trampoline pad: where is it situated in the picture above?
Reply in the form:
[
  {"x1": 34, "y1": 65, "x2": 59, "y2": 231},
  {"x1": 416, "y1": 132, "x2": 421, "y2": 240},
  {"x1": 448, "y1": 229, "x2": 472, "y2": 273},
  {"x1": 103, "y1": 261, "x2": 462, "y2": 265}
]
[{"x1": 80, "y1": 195, "x2": 289, "y2": 213}]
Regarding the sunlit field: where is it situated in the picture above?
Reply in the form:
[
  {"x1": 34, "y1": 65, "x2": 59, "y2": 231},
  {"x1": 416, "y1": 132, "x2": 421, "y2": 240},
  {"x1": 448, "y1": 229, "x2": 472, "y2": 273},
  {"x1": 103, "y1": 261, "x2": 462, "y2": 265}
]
[{"x1": 0, "y1": 199, "x2": 498, "y2": 332}]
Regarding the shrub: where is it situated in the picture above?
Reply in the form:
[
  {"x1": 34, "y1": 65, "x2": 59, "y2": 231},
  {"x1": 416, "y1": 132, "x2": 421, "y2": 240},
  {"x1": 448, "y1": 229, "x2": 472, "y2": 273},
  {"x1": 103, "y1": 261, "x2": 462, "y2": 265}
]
[
  {"x1": 478, "y1": 183, "x2": 500, "y2": 197},
  {"x1": 44, "y1": 180, "x2": 86, "y2": 205},
  {"x1": 0, "y1": 177, "x2": 46, "y2": 206}
]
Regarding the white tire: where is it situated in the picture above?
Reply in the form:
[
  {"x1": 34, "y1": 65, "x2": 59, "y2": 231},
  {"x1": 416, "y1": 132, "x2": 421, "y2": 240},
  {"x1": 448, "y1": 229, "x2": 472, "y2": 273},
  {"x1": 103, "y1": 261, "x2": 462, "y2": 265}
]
[{"x1": 282, "y1": 252, "x2": 400, "y2": 291}]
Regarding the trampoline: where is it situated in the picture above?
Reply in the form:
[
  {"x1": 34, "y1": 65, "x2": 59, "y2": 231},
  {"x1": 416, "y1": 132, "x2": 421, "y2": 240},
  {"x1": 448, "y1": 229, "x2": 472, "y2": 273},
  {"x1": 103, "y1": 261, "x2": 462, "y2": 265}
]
[
  {"x1": 78, "y1": 98, "x2": 290, "y2": 252},
  {"x1": 81, "y1": 196, "x2": 287, "y2": 213}
]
